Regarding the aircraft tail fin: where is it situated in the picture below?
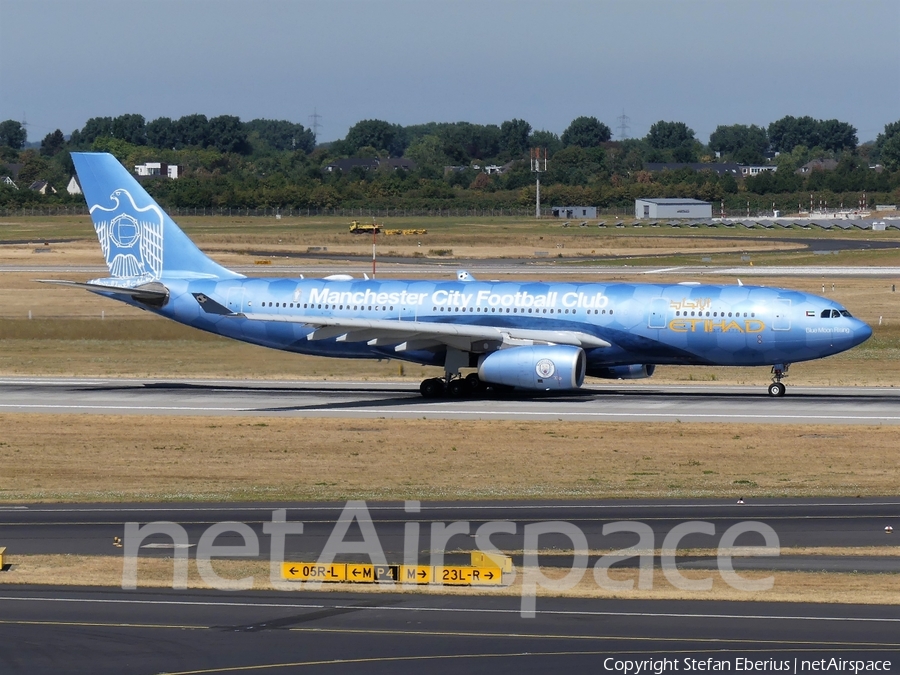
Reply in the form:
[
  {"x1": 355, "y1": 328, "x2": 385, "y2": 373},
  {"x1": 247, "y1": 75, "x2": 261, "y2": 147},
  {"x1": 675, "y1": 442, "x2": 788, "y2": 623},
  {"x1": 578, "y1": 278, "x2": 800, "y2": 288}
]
[{"x1": 71, "y1": 152, "x2": 242, "y2": 283}]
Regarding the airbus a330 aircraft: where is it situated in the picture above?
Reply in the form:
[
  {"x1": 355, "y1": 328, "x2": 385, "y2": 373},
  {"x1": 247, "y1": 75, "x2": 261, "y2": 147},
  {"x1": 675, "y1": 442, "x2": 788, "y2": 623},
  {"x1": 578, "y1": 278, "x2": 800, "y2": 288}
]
[{"x1": 53, "y1": 152, "x2": 872, "y2": 398}]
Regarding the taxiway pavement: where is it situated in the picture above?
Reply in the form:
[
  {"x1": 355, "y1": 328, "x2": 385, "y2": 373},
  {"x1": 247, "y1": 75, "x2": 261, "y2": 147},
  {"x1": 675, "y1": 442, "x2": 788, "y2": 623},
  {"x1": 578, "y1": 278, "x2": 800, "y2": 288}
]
[
  {"x1": 1, "y1": 585, "x2": 898, "y2": 674},
  {"x1": 1, "y1": 377, "x2": 899, "y2": 424}
]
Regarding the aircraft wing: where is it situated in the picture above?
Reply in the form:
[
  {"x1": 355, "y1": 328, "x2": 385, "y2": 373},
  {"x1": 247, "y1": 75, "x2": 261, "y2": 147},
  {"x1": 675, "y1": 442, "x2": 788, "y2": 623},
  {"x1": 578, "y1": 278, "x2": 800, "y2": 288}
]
[{"x1": 235, "y1": 312, "x2": 610, "y2": 352}]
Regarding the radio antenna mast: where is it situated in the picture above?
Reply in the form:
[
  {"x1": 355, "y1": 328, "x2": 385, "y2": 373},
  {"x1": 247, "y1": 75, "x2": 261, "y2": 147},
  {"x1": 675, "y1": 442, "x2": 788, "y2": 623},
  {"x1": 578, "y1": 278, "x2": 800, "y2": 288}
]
[{"x1": 531, "y1": 148, "x2": 547, "y2": 218}]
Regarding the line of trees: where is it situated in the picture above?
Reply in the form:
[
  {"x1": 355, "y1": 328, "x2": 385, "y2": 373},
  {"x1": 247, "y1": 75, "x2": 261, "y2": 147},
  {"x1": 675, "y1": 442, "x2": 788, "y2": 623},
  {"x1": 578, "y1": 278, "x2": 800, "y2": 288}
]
[{"x1": 1, "y1": 113, "x2": 898, "y2": 212}]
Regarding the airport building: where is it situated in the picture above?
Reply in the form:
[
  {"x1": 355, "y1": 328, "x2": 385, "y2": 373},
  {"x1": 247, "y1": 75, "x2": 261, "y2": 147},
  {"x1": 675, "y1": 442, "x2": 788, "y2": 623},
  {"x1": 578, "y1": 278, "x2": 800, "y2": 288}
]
[
  {"x1": 635, "y1": 198, "x2": 712, "y2": 219},
  {"x1": 551, "y1": 206, "x2": 597, "y2": 219}
]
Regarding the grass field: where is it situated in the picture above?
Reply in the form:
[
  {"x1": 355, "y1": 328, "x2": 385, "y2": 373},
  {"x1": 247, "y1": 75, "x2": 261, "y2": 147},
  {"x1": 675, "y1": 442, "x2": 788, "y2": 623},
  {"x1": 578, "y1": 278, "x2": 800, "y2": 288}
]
[
  {"x1": 1, "y1": 555, "x2": 897, "y2": 606},
  {"x1": 1, "y1": 415, "x2": 897, "y2": 503}
]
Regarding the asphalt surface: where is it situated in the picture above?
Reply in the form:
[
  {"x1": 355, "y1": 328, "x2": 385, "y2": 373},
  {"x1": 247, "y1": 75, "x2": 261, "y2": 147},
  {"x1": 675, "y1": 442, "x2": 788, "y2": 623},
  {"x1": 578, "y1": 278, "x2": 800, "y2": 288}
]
[
  {"x1": 1, "y1": 585, "x2": 899, "y2": 674},
  {"x1": 2, "y1": 377, "x2": 899, "y2": 424},
  {"x1": 2, "y1": 499, "x2": 898, "y2": 567}
]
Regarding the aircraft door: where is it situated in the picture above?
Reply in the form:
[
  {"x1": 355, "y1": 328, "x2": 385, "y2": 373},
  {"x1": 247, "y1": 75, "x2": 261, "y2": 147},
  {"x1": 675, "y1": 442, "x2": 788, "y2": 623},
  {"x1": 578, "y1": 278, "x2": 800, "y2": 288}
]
[
  {"x1": 773, "y1": 298, "x2": 791, "y2": 330},
  {"x1": 226, "y1": 287, "x2": 246, "y2": 313},
  {"x1": 648, "y1": 298, "x2": 668, "y2": 329}
]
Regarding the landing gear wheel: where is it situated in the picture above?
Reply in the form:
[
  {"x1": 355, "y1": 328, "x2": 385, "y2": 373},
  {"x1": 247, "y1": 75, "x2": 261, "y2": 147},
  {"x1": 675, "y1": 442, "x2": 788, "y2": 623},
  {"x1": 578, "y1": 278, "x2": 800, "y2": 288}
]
[
  {"x1": 419, "y1": 378, "x2": 445, "y2": 398},
  {"x1": 767, "y1": 382, "x2": 786, "y2": 397},
  {"x1": 446, "y1": 379, "x2": 467, "y2": 398},
  {"x1": 465, "y1": 372, "x2": 484, "y2": 393}
]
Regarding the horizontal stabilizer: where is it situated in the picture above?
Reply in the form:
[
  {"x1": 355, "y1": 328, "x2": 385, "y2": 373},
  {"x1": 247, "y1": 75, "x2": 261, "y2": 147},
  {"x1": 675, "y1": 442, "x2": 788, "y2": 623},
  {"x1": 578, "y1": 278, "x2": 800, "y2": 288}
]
[{"x1": 38, "y1": 279, "x2": 169, "y2": 302}]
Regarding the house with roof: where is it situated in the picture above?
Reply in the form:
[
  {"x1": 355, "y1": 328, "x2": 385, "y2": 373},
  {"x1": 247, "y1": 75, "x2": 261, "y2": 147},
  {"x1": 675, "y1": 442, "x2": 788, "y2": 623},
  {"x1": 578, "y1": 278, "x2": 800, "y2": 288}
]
[
  {"x1": 1, "y1": 175, "x2": 17, "y2": 189},
  {"x1": 134, "y1": 162, "x2": 182, "y2": 179},
  {"x1": 796, "y1": 159, "x2": 838, "y2": 175},
  {"x1": 29, "y1": 181, "x2": 57, "y2": 195}
]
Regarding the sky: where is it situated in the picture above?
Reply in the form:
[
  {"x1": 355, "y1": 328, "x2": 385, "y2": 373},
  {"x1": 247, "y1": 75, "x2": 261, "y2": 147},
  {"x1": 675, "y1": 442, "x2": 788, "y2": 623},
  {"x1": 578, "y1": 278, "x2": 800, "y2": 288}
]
[{"x1": 1, "y1": 0, "x2": 898, "y2": 146}]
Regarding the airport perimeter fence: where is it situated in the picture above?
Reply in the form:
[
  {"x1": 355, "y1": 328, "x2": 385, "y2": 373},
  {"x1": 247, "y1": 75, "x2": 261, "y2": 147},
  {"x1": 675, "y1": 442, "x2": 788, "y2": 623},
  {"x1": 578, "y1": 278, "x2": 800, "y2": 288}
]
[{"x1": 0, "y1": 205, "x2": 640, "y2": 219}]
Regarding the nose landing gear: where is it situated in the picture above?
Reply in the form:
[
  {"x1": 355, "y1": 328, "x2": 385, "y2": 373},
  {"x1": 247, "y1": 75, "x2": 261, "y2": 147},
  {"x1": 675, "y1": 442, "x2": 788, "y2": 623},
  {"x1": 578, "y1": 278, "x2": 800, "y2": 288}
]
[{"x1": 768, "y1": 364, "x2": 789, "y2": 397}]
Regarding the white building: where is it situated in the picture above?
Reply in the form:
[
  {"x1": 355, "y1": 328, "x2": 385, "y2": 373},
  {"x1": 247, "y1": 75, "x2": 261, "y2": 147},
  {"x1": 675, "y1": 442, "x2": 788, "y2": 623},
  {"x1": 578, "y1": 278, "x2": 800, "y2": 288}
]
[
  {"x1": 635, "y1": 198, "x2": 712, "y2": 219},
  {"x1": 134, "y1": 162, "x2": 182, "y2": 179},
  {"x1": 551, "y1": 206, "x2": 597, "y2": 219},
  {"x1": 66, "y1": 176, "x2": 82, "y2": 195}
]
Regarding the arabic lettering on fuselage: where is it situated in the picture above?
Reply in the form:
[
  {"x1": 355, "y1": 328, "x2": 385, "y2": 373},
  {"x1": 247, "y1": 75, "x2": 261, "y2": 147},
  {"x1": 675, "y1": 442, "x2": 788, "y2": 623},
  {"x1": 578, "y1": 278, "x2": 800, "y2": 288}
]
[
  {"x1": 305, "y1": 287, "x2": 610, "y2": 310},
  {"x1": 669, "y1": 297, "x2": 711, "y2": 311}
]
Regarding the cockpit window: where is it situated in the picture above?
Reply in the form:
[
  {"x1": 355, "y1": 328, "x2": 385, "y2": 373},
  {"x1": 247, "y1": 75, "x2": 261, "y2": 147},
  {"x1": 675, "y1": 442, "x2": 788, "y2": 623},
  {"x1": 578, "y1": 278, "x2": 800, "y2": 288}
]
[
  {"x1": 820, "y1": 309, "x2": 844, "y2": 319},
  {"x1": 840, "y1": 310, "x2": 852, "y2": 318}
]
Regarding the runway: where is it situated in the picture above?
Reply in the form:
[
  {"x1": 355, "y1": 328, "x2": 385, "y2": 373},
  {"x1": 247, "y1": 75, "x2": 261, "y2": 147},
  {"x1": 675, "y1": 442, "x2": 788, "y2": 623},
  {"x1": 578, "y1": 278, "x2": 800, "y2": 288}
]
[
  {"x1": 2, "y1": 499, "x2": 898, "y2": 565},
  {"x1": 1, "y1": 585, "x2": 897, "y2": 675},
  {"x1": 1, "y1": 377, "x2": 899, "y2": 424}
]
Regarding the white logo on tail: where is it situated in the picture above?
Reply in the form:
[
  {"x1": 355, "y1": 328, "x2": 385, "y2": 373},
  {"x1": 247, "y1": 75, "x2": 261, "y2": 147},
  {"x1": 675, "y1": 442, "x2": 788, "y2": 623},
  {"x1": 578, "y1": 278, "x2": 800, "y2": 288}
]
[{"x1": 90, "y1": 189, "x2": 164, "y2": 280}]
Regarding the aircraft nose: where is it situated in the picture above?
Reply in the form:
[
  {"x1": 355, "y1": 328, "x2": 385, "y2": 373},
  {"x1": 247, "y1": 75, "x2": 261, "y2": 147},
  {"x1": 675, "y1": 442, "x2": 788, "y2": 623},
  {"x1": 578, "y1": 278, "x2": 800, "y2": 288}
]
[{"x1": 852, "y1": 320, "x2": 873, "y2": 346}]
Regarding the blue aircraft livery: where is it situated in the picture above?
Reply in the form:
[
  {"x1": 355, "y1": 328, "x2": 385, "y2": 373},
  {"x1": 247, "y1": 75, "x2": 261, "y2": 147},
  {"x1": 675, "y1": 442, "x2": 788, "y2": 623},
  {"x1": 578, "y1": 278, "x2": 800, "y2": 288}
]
[{"x1": 54, "y1": 152, "x2": 872, "y2": 398}]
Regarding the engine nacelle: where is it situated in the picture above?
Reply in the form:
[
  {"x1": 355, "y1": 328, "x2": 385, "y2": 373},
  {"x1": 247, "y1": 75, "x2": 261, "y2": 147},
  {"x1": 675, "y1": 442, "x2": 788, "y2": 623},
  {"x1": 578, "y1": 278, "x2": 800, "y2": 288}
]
[
  {"x1": 590, "y1": 364, "x2": 656, "y2": 380},
  {"x1": 478, "y1": 345, "x2": 586, "y2": 391}
]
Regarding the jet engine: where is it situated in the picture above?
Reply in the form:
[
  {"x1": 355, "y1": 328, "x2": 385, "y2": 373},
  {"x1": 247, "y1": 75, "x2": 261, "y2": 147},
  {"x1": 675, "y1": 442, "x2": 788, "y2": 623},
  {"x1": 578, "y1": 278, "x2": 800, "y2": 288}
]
[
  {"x1": 590, "y1": 364, "x2": 656, "y2": 380},
  {"x1": 478, "y1": 345, "x2": 586, "y2": 391}
]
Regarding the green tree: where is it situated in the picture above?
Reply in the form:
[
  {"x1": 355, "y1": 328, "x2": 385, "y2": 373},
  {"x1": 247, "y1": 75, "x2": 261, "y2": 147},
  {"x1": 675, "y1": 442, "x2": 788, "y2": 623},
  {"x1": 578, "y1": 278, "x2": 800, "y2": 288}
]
[
  {"x1": 875, "y1": 120, "x2": 900, "y2": 170},
  {"x1": 40, "y1": 129, "x2": 66, "y2": 157},
  {"x1": 0, "y1": 120, "x2": 27, "y2": 149},
  {"x1": 529, "y1": 129, "x2": 562, "y2": 155},
  {"x1": 70, "y1": 116, "x2": 114, "y2": 147},
  {"x1": 245, "y1": 119, "x2": 315, "y2": 153},
  {"x1": 405, "y1": 134, "x2": 451, "y2": 169},
  {"x1": 647, "y1": 120, "x2": 695, "y2": 149},
  {"x1": 709, "y1": 124, "x2": 768, "y2": 157},
  {"x1": 174, "y1": 114, "x2": 211, "y2": 148},
  {"x1": 208, "y1": 115, "x2": 250, "y2": 154},
  {"x1": 768, "y1": 115, "x2": 856, "y2": 153},
  {"x1": 547, "y1": 145, "x2": 605, "y2": 185},
  {"x1": 111, "y1": 114, "x2": 147, "y2": 145},
  {"x1": 499, "y1": 118, "x2": 531, "y2": 158},
  {"x1": 879, "y1": 133, "x2": 900, "y2": 171},
  {"x1": 146, "y1": 117, "x2": 178, "y2": 149},
  {"x1": 17, "y1": 151, "x2": 55, "y2": 185},
  {"x1": 344, "y1": 119, "x2": 406, "y2": 156},
  {"x1": 560, "y1": 116, "x2": 611, "y2": 148}
]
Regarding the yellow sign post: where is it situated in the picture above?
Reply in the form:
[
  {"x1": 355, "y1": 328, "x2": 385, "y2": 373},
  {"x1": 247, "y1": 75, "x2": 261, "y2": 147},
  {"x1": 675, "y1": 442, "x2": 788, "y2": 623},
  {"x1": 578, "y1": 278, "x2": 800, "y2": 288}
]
[
  {"x1": 0, "y1": 547, "x2": 5, "y2": 570},
  {"x1": 399, "y1": 565, "x2": 434, "y2": 584},
  {"x1": 435, "y1": 566, "x2": 503, "y2": 586},
  {"x1": 282, "y1": 562, "x2": 346, "y2": 582},
  {"x1": 345, "y1": 564, "x2": 375, "y2": 583}
]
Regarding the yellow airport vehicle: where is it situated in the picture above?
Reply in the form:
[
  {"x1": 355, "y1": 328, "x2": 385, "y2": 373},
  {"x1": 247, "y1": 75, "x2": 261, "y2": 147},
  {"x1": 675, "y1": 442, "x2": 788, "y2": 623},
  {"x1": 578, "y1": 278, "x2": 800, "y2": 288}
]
[{"x1": 349, "y1": 221, "x2": 382, "y2": 234}]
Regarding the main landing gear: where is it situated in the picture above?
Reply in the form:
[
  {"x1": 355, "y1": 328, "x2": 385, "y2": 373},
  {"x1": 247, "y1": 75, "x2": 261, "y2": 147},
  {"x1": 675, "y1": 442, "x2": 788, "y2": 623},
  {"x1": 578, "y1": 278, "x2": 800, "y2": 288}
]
[
  {"x1": 767, "y1": 364, "x2": 789, "y2": 397},
  {"x1": 419, "y1": 372, "x2": 485, "y2": 399}
]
